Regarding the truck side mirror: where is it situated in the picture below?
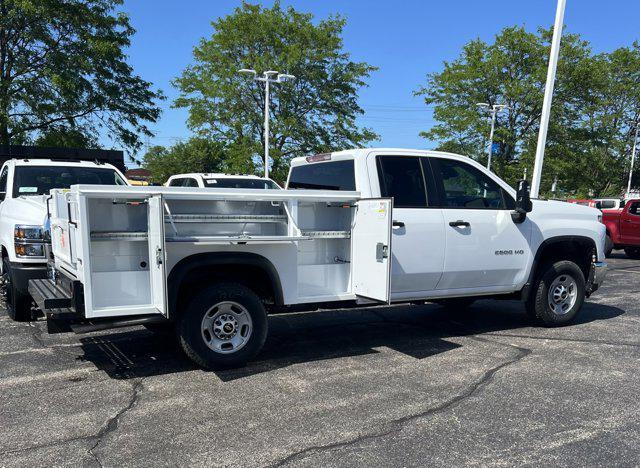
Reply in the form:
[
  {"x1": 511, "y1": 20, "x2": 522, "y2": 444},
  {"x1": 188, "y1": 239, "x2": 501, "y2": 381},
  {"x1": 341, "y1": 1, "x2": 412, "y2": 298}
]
[{"x1": 511, "y1": 180, "x2": 532, "y2": 224}]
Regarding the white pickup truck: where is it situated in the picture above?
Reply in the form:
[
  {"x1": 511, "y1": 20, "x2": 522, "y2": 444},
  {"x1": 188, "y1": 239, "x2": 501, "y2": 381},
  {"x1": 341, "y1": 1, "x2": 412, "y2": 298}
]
[
  {"x1": 166, "y1": 173, "x2": 281, "y2": 189},
  {"x1": 31, "y1": 148, "x2": 607, "y2": 369},
  {"x1": 0, "y1": 158, "x2": 128, "y2": 320}
]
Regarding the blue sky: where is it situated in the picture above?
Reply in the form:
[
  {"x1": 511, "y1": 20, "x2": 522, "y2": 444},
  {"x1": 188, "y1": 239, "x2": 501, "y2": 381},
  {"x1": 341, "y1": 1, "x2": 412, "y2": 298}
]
[{"x1": 120, "y1": 0, "x2": 640, "y2": 153}]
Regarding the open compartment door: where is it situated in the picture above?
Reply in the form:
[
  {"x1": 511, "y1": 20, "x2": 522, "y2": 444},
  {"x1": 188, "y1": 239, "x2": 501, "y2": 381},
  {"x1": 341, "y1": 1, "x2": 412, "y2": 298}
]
[
  {"x1": 148, "y1": 195, "x2": 168, "y2": 316},
  {"x1": 351, "y1": 198, "x2": 393, "y2": 303}
]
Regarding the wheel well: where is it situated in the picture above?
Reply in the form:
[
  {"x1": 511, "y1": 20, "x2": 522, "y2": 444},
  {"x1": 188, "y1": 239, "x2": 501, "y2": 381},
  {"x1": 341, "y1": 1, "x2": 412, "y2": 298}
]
[
  {"x1": 168, "y1": 253, "x2": 283, "y2": 318},
  {"x1": 1, "y1": 246, "x2": 7, "y2": 259},
  {"x1": 533, "y1": 237, "x2": 595, "y2": 282}
]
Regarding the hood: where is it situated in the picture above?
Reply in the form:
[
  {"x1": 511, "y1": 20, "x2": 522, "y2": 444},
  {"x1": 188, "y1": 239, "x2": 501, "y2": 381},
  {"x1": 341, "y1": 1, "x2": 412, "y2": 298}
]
[
  {"x1": 6, "y1": 195, "x2": 49, "y2": 227},
  {"x1": 532, "y1": 199, "x2": 601, "y2": 220}
]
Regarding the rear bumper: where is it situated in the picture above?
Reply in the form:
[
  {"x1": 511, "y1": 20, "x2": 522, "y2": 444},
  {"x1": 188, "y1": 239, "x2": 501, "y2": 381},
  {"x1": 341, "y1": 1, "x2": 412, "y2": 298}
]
[
  {"x1": 587, "y1": 261, "x2": 607, "y2": 295},
  {"x1": 9, "y1": 262, "x2": 47, "y2": 294}
]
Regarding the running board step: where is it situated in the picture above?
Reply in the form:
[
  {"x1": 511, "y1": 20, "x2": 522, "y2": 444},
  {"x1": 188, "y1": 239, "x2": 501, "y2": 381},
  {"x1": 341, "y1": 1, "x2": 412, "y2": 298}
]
[
  {"x1": 70, "y1": 315, "x2": 168, "y2": 334},
  {"x1": 28, "y1": 278, "x2": 72, "y2": 310}
]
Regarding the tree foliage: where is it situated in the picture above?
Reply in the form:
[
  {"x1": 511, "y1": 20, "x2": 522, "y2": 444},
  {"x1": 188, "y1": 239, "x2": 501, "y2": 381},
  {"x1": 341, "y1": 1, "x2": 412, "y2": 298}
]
[
  {"x1": 0, "y1": 0, "x2": 163, "y2": 152},
  {"x1": 174, "y1": 1, "x2": 377, "y2": 181},
  {"x1": 416, "y1": 26, "x2": 640, "y2": 197},
  {"x1": 142, "y1": 138, "x2": 254, "y2": 184}
]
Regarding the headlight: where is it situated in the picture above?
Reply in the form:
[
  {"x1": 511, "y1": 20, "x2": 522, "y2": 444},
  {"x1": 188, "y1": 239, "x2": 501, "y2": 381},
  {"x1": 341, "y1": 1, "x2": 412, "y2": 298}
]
[
  {"x1": 14, "y1": 225, "x2": 46, "y2": 240},
  {"x1": 15, "y1": 243, "x2": 45, "y2": 257},
  {"x1": 14, "y1": 224, "x2": 48, "y2": 258}
]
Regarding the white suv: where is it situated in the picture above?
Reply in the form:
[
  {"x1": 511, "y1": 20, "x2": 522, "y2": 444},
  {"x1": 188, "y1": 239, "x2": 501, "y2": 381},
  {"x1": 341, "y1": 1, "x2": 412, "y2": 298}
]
[{"x1": 165, "y1": 173, "x2": 280, "y2": 189}]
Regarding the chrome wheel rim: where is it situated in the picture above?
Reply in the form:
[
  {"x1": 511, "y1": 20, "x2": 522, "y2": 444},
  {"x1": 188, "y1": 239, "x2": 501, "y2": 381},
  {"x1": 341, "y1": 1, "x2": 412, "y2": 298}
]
[
  {"x1": 201, "y1": 301, "x2": 253, "y2": 354},
  {"x1": 547, "y1": 274, "x2": 578, "y2": 316}
]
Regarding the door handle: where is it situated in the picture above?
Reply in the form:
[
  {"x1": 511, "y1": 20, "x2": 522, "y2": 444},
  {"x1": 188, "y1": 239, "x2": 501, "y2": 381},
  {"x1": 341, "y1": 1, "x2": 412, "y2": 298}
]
[
  {"x1": 392, "y1": 220, "x2": 405, "y2": 228},
  {"x1": 449, "y1": 220, "x2": 470, "y2": 227}
]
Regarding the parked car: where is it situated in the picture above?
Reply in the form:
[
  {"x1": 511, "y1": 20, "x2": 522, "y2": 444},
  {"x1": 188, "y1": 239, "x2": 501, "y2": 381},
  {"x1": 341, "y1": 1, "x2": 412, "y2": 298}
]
[
  {"x1": 32, "y1": 149, "x2": 606, "y2": 369},
  {"x1": 601, "y1": 198, "x2": 640, "y2": 258},
  {"x1": 594, "y1": 198, "x2": 625, "y2": 211},
  {"x1": 0, "y1": 157, "x2": 128, "y2": 320},
  {"x1": 166, "y1": 173, "x2": 281, "y2": 189}
]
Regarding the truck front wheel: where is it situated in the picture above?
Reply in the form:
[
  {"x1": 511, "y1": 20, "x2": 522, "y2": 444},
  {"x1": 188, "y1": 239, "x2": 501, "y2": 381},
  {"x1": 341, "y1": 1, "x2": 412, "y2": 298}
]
[
  {"x1": 604, "y1": 235, "x2": 613, "y2": 258},
  {"x1": 177, "y1": 283, "x2": 268, "y2": 369},
  {"x1": 1, "y1": 258, "x2": 33, "y2": 322},
  {"x1": 526, "y1": 260, "x2": 585, "y2": 326},
  {"x1": 624, "y1": 247, "x2": 640, "y2": 259}
]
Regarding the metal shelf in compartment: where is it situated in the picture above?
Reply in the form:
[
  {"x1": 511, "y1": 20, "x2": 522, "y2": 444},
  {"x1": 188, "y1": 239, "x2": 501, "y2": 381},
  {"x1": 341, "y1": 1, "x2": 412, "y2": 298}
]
[
  {"x1": 90, "y1": 231, "x2": 148, "y2": 241},
  {"x1": 164, "y1": 214, "x2": 288, "y2": 223}
]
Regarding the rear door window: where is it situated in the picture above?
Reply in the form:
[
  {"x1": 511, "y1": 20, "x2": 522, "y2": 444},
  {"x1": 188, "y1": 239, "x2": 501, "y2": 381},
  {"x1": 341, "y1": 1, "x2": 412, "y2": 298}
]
[
  {"x1": 376, "y1": 156, "x2": 429, "y2": 208},
  {"x1": 288, "y1": 160, "x2": 355, "y2": 191}
]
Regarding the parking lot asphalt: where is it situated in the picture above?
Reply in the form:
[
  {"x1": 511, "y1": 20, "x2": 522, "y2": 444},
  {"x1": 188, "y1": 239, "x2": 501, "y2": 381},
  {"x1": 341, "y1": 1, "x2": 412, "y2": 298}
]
[{"x1": 0, "y1": 254, "x2": 639, "y2": 467}]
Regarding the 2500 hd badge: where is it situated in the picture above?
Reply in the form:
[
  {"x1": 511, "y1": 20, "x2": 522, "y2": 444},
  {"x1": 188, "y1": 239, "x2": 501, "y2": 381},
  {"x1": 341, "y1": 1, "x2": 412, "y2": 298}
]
[{"x1": 495, "y1": 249, "x2": 525, "y2": 256}]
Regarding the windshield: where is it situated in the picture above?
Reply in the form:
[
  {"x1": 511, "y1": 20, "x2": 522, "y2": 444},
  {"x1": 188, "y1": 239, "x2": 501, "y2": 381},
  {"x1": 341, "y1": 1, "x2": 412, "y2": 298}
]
[
  {"x1": 203, "y1": 178, "x2": 280, "y2": 189},
  {"x1": 13, "y1": 166, "x2": 127, "y2": 196}
]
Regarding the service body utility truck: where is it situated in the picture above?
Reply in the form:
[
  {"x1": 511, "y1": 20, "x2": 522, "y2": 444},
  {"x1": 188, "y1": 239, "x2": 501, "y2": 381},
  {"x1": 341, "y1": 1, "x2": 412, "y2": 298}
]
[
  {"x1": 31, "y1": 149, "x2": 607, "y2": 369},
  {"x1": 0, "y1": 154, "x2": 128, "y2": 320}
]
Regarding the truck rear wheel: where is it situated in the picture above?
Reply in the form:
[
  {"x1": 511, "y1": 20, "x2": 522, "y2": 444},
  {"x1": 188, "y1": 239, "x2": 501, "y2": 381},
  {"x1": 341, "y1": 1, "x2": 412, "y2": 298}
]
[
  {"x1": 1, "y1": 258, "x2": 33, "y2": 322},
  {"x1": 526, "y1": 260, "x2": 585, "y2": 326},
  {"x1": 177, "y1": 283, "x2": 268, "y2": 369}
]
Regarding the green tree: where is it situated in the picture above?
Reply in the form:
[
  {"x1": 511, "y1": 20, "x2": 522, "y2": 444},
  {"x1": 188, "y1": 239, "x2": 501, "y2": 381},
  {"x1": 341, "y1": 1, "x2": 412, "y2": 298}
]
[
  {"x1": 142, "y1": 138, "x2": 238, "y2": 184},
  {"x1": 35, "y1": 127, "x2": 97, "y2": 148},
  {"x1": 174, "y1": 1, "x2": 377, "y2": 181},
  {"x1": 414, "y1": 26, "x2": 608, "y2": 195},
  {"x1": 0, "y1": 0, "x2": 163, "y2": 152}
]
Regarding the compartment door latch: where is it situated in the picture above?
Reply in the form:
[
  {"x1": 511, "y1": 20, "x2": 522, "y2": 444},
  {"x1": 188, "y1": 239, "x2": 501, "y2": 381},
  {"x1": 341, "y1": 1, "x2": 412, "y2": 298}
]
[
  {"x1": 376, "y1": 243, "x2": 389, "y2": 262},
  {"x1": 155, "y1": 247, "x2": 163, "y2": 266}
]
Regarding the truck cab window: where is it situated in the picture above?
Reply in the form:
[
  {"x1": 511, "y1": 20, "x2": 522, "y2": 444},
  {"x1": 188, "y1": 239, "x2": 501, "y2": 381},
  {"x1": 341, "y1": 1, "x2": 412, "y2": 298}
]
[
  {"x1": 168, "y1": 178, "x2": 185, "y2": 187},
  {"x1": 288, "y1": 160, "x2": 355, "y2": 191},
  {"x1": 185, "y1": 178, "x2": 200, "y2": 187},
  {"x1": 376, "y1": 156, "x2": 429, "y2": 208},
  {"x1": 629, "y1": 202, "x2": 640, "y2": 216},
  {"x1": 432, "y1": 158, "x2": 514, "y2": 210}
]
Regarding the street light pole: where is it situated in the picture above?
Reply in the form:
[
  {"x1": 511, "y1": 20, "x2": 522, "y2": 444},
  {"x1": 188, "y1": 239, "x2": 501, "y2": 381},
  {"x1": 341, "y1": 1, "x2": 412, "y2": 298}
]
[
  {"x1": 530, "y1": 0, "x2": 567, "y2": 198},
  {"x1": 477, "y1": 103, "x2": 508, "y2": 171},
  {"x1": 627, "y1": 122, "x2": 640, "y2": 198},
  {"x1": 238, "y1": 69, "x2": 296, "y2": 179}
]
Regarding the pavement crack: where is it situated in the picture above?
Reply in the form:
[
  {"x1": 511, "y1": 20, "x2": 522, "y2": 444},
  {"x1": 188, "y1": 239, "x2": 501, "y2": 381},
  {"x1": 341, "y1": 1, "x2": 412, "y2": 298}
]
[
  {"x1": 268, "y1": 338, "x2": 531, "y2": 467},
  {"x1": 87, "y1": 378, "x2": 144, "y2": 465}
]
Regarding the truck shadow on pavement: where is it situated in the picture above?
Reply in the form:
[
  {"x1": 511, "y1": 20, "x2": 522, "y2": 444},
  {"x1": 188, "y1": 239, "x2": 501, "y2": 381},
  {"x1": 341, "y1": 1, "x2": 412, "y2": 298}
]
[{"x1": 76, "y1": 300, "x2": 624, "y2": 382}]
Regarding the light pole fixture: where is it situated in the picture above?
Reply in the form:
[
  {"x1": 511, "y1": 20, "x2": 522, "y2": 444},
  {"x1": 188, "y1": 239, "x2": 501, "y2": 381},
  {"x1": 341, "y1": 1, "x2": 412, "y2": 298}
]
[
  {"x1": 238, "y1": 69, "x2": 296, "y2": 179},
  {"x1": 477, "y1": 103, "x2": 509, "y2": 171},
  {"x1": 530, "y1": 0, "x2": 567, "y2": 198},
  {"x1": 627, "y1": 120, "x2": 640, "y2": 199}
]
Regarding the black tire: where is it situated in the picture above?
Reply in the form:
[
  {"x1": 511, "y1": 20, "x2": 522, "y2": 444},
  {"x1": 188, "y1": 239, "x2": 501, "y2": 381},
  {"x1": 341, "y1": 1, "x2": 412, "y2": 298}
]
[
  {"x1": 434, "y1": 297, "x2": 476, "y2": 310},
  {"x1": 1, "y1": 258, "x2": 33, "y2": 322},
  {"x1": 624, "y1": 247, "x2": 640, "y2": 260},
  {"x1": 604, "y1": 235, "x2": 613, "y2": 258},
  {"x1": 526, "y1": 260, "x2": 585, "y2": 326},
  {"x1": 177, "y1": 283, "x2": 267, "y2": 370}
]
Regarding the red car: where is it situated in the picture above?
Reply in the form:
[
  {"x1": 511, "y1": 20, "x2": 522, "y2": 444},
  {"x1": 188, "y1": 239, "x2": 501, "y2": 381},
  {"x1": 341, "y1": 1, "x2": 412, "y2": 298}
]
[
  {"x1": 601, "y1": 199, "x2": 640, "y2": 258},
  {"x1": 567, "y1": 198, "x2": 599, "y2": 208}
]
